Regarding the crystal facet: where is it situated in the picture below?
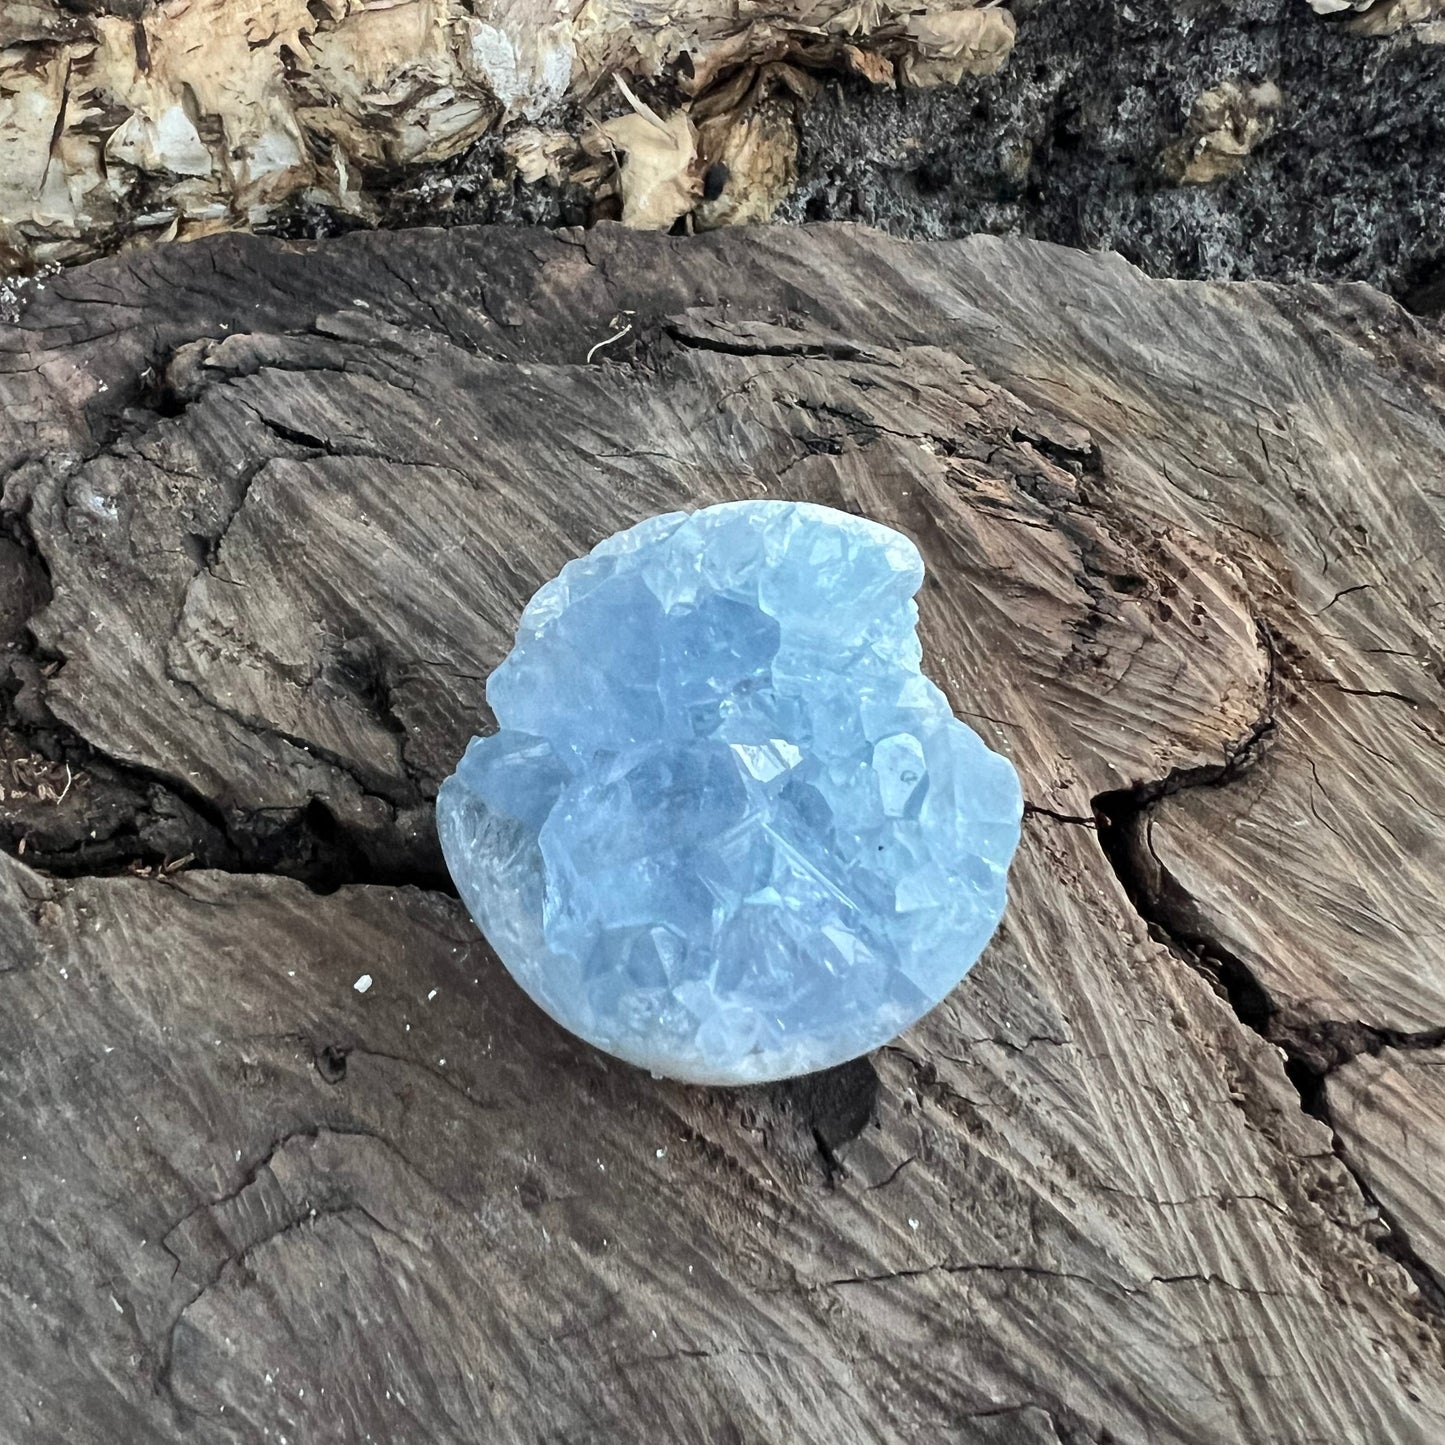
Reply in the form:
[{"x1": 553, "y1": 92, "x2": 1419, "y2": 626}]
[{"x1": 437, "y1": 500, "x2": 1022, "y2": 1084}]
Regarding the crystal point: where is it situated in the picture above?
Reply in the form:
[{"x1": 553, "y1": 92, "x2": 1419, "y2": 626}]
[{"x1": 438, "y1": 500, "x2": 1022, "y2": 1084}]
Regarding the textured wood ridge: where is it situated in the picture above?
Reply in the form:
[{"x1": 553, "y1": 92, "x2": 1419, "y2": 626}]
[
  {"x1": 1330, "y1": 1048, "x2": 1445, "y2": 1294},
  {"x1": 1, "y1": 224, "x2": 1443, "y2": 1443}
]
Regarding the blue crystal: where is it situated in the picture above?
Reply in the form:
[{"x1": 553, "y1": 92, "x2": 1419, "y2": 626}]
[{"x1": 437, "y1": 501, "x2": 1022, "y2": 1084}]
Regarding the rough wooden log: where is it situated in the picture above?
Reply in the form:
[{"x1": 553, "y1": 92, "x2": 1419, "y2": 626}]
[
  {"x1": 1, "y1": 224, "x2": 1443, "y2": 1442},
  {"x1": 6, "y1": 0, "x2": 1445, "y2": 288},
  {"x1": 0, "y1": 0, "x2": 1013, "y2": 267}
]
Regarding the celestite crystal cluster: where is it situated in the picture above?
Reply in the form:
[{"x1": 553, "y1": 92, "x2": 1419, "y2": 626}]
[{"x1": 437, "y1": 501, "x2": 1022, "y2": 1084}]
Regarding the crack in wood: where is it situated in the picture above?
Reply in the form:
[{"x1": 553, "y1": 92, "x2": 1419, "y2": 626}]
[{"x1": 1093, "y1": 693, "x2": 1445, "y2": 1330}]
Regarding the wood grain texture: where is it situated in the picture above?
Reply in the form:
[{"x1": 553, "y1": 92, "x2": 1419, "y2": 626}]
[
  {"x1": 907, "y1": 246, "x2": 1445, "y2": 1050},
  {"x1": 1329, "y1": 1048, "x2": 1445, "y2": 1293},
  {"x1": 2, "y1": 224, "x2": 1444, "y2": 1442}
]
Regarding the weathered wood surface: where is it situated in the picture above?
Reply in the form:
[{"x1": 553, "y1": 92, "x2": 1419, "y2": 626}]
[
  {"x1": 1330, "y1": 1048, "x2": 1445, "y2": 1293},
  {"x1": 1, "y1": 224, "x2": 1443, "y2": 1443}
]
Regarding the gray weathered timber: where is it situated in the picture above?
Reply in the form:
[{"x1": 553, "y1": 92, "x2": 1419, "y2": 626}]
[
  {"x1": 1330, "y1": 1048, "x2": 1445, "y2": 1296},
  {"x1": 1, "y1": 224, "x2": 1443, "y2": 1443}
]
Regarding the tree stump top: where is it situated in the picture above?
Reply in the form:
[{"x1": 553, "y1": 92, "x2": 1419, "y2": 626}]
[{"x1": 1, "y1": 223, "x2": 1443, "y2": 1443}]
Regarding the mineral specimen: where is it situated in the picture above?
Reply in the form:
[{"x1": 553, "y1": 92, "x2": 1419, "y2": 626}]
[{"x1": 437, "y1": 500, "x2": 1022, "y2": 1084}]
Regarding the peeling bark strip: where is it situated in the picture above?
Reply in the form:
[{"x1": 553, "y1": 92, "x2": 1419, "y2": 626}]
[
  {"x1": 0, "y1": 0, "x2": 1015, "y2": 267},
  {"x1": 1312, "y1": 0, "x2": 1445, "y2": 34},
  {"x1": 3, "y1": 225, "x2": 1445, "y2": 1441}
]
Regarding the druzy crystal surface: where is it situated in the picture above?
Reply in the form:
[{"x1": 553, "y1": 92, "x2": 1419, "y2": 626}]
[{"x1": 437, "y1": 501, "x2": 1022, "y2": 1084}]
